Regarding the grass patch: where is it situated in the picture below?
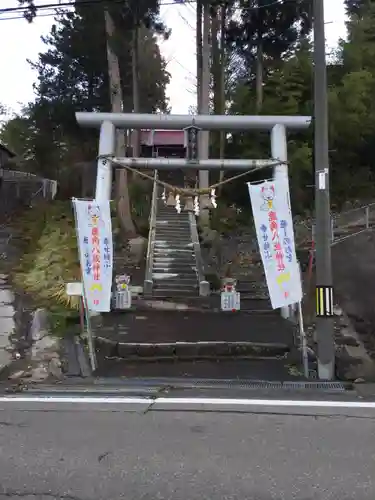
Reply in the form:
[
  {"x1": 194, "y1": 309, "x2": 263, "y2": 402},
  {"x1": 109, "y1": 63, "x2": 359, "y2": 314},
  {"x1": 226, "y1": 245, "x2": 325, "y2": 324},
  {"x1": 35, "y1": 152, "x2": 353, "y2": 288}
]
[
  {"x1": 11, "y1": 201, "x2": 81, "y2": 334},
  {"x1": 11, "y1": 200, "x2": 120, "y2": 335},
  {"x1": 10, "y1": 188, "x2": 150, "y2": 336}
]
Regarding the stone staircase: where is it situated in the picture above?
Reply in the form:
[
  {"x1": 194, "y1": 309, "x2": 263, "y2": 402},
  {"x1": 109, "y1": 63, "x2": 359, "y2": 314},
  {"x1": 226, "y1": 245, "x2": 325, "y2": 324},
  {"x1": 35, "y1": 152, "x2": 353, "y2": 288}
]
[{"x1": 150, "y1": 199, "x2": 201, "y2": 298}]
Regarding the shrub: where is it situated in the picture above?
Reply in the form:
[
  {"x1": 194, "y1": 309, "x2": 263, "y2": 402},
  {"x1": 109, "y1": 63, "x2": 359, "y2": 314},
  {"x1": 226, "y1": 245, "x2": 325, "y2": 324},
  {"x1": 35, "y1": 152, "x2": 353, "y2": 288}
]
[{"x1": 13, "y1": 201, "x2": 81, "y2": 312}]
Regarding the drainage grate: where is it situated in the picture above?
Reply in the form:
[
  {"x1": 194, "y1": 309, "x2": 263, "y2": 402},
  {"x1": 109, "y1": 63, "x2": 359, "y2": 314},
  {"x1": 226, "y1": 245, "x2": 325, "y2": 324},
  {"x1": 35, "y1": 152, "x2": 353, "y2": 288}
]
[
  {"x1": 174, "y1": 379, "x2": 349, "y2": 392},
  {"x1": 94, "y1": 377, "x2": 350, "y2": 392},
  {"x1": 281, "y1": 381, "x2": 348, "y2": 391},
  {"x1": 239, "y1": 380, "x2": 348, "y2": 391}
]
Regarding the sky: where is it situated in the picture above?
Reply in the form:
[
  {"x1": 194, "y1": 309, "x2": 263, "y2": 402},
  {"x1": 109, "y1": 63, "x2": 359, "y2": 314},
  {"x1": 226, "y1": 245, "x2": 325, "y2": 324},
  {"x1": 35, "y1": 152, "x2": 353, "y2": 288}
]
[{"x1": 0, "y1": 0, "x2": 347, "y2": 118}]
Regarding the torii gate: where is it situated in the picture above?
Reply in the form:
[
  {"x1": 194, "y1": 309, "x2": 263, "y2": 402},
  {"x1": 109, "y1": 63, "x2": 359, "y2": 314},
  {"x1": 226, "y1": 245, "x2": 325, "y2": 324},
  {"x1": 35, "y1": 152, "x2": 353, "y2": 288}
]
[{"x1": 75, "y1": 112, "x2": 312, "y2": 318}]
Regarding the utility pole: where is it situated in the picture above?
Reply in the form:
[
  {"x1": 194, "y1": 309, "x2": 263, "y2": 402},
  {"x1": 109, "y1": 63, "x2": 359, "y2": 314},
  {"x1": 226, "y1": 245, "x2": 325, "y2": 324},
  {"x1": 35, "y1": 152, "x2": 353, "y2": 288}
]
[
  {"x1": 198, "y1": 2, "x2": 211, "y2": 228},
  {"x1": 313, "y1": 0, "x2": 335, "y2": 380}
]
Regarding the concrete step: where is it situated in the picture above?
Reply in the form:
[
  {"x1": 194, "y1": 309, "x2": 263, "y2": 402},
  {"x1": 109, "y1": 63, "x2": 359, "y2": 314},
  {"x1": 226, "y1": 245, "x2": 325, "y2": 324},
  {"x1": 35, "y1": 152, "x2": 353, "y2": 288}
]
[
  {"x1": 155, "y1": 231, "x2": 191, "y2": 239},
  {"x1": 155, "y1": 233, "x2": 192, "y2": 245},
  {"x1": 156, "y1": 228, "x2": 191, "y2": 234},
  {"x1": 152, "y1": 263, "x2": 196, "y2": 276},
  {"x1": 153, "y1": 256, "x2": 196, "y2": 262},
  {"x1": 157, "y1": 213, "x2": 190, "y2": 219},
  {"x1": 155, "y1": 239, "x2": 192, "y2": 245},
  {"x1": 155, "y1": 224, "x2": 190, "y2": 229},
  {"x1": 153, "y1": 256, "x2": 195, "y2": 262},
  {"x1": 152, "y1": 289, "x2": 199, "y2": 297},
  {"x1": 152, "y1": 269, "x2": 197, "y2": 283},
  {"x1": 154, "y1": 239, "x2": 193, "y2": 245},
  {"x1": 153, "y1": 277, "x2": 198, "y2": 285},
  {"x1": 153, "y1": 263, "x2": 196, "y2": 269},
  {"x1": 154, "y1": 249, "x2": 195, "y2": 255},
  {"x1": 153, "y1": 259, "x2": 195, "y2": 266},
  {"x1": 154, "y1": 245, "x2": 194, "y2": 251},
  {"x1": 96, "y1": 338, "x2": 290, "y2": 361},
  {"x1": 152, "y1": 264, "x2": 196, "y2": 272},
  {"x1": 154, "y1": 278, "x2": 198, "y2": 287},
  {"x1": 156, "y1": 217, "x2": 190, "y2": 222}
]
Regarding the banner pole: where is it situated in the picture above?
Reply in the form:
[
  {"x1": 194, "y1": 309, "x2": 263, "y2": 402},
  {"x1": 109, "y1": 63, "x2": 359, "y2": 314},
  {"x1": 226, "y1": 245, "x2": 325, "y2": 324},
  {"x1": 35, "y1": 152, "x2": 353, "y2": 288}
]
[
  {"x1": 298, "y1": 301, "x2": 309, "y2": 379},
  {"x1": 297, "y1": 261, "x2": 309, "y2": 379},
  {"x1": 82, "y1": 292, "x2": 97, "y2": 372},
  {"x1": 72, "y1": 198, "x2": 97, "y2": 372}
]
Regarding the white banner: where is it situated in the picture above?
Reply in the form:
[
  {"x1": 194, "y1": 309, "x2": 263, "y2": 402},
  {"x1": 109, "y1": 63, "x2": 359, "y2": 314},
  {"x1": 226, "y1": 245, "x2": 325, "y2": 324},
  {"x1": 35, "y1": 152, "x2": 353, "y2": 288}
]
[
  {"x1": 73, "y1": 199, "x2": 113, "y2": 312},
  {"x1": 247, "y1": 178, "x2": 302, "y2": 309}
]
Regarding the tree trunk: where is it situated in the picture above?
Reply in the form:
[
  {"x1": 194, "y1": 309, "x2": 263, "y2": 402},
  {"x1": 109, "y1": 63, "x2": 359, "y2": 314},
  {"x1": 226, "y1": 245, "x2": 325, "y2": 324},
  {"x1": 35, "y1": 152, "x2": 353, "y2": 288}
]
[
  {"x1": 104, "y1": 9, "x2": 136, "y2": 236},
  {"x1": 255, "y1": 31, "x2": 264, "y2": 114},
  {"x1": 211, "y1": 7, "x2": 220, "y2": 156},
  {"x1": 218, "y1": 4, "x2": 227, "y2": 191},
  {"x1": 196, "y1": 0, "x2": 203, "y2": 112},
  {"x1": 199, "y1": 1, "x2": 211, "y2": 228},
  {"x1": 132, "y1": 22, "x2": 141, "y2": 159}
]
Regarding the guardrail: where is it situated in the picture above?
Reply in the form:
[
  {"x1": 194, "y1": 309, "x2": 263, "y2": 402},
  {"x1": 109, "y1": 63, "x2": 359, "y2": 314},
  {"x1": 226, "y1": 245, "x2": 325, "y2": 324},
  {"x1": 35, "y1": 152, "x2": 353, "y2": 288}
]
[
  {"x1": 294, "y1": 202, "x2": 375, "y2": 249},
  {"x1": 143, "y1": 170, "x2": 159, "y2": 296},
  {"x1": 188, "y1": 212, "x2": 210, "y2": 296}
]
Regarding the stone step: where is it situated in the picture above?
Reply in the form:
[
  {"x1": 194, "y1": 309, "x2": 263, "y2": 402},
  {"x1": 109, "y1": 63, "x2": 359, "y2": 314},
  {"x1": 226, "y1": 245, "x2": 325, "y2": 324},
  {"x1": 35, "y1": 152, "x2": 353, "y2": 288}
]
[
  {"x1": 156, "y1": 227, "x2": 191, "y2": 232},
  {"x1": 155, "y1": 239, "x2": 192, "y2": 244},
  {"x1": 155, "y1": 234, "x2": 191, "y2": 238},
  {"x1": 153, "y1": 256, "x2": 195, "y2": 262},
  {"x1": 156, "y1": 233, "x2": 192, "y2": 245},
  {"x1": 154, "y1": 249, "x2": 195, "y2": 255},
  {"x1": 154, "y1": 245, "x2": 194, "y2": 251},
  {"x1": 157, "y1": 219, "x2": 190, "y2": 223},
  {"x1": 158, "y1": 209, "x2": 189, "y2": 214},
  {"x1": 152, "y1": 263, "x2": 197, "y2": 270},
  {"x1": 157, "y1": 212, "x2": 190, "y2": 217},
  {"x1": 152, "y1": 271, "x2": 197, "y2": 279},
  {"x1": 152, "y1": 269, "x2": 196, "y2": 275},
  {"x1": 153, "y1": 258, "x2": 195, "y2": 265},
  {"x1": 152, "y1": 289, "x2": 199, "y2": 297},
  {"x1": 153, "y1": 276, "x2": 198, "y2": 284},
  {"x1": 152, "y1": 263, "x2": 196, "y2": 270},
  {"x1": 156, "y1": 229, "x2": 190, "y2": 234},
  {"x1": 154, "y1": 239, "x2": 193, "y2": 245},
  {"x1": 96, "y1": 338, "x2": 290, "y2": 360},
  {"x1": 154, "y1": 284, "x2": 198, "y2": 292},
  {"x1": 156, "y1": 223, "x2": 190, "y2": 229},
  {"x1": 153, "y1": 280, "x2": 198, "y2": 287}
]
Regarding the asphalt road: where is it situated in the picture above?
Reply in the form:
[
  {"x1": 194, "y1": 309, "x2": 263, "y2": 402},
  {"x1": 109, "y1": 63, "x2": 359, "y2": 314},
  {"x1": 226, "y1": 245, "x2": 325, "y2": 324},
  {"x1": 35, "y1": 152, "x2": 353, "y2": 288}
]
[{"x1": 0, "y1": 405, "x2": 374, "y2": 499}]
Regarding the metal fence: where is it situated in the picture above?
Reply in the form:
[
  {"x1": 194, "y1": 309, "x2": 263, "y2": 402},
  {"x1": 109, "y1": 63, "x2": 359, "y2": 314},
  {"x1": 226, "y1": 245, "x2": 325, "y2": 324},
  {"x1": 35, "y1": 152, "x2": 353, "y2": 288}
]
[
  {"x1": 0, "y1": 168, "x2": 57, "y2": 216},
  {"x1": 294, "y1": 203, "x2": 375, "y2": 249}
]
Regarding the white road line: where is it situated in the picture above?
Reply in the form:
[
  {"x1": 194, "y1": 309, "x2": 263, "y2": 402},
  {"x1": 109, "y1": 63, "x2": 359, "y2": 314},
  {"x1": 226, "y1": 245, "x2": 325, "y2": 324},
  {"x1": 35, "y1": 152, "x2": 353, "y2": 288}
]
[
  {"x1": 0, "y1": 397, "x2": 153, "y2": 404},
  {"x1": 0, "y1": 396, "x2": 374, "y2": 409},
  {"x1": 156, "y1": 398, "x2": 375, "y2": 408}
]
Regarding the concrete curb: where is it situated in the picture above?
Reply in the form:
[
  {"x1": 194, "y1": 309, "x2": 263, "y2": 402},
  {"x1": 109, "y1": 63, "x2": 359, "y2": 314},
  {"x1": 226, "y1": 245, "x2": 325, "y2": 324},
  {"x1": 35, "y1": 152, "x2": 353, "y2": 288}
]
[{"x1": 96, "y1": 336, "x2": 290, "y2": 360}]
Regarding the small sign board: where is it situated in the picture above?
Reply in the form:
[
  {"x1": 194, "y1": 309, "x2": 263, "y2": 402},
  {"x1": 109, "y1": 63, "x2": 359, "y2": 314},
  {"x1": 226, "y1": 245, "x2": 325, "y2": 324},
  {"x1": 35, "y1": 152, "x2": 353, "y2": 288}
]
[
  {"x1": 184, "y1": 125, "x2": 201, "y2": 162},
  {"x1": 221, "y1": 291, "x2": 240, "y2": 312},
  {"x1": 114, "y1": 274, "x2": 132, "y2": 309},
  {"x1": 115, "y1": 290, "x2": 132, "y2": 310},
  {"x1": 66, "y1": 282, "x2": 83, "y2": 297}
]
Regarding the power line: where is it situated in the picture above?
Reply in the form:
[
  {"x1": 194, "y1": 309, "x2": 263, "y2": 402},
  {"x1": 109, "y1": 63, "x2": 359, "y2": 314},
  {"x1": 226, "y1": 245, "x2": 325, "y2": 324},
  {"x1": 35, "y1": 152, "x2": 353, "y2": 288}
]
[
  {"x1": 0, "y1": 0, "x2": 302, "y2": 21},
  {"x1": 0, "y1": 0, "x2": 193, "y2": 15}
]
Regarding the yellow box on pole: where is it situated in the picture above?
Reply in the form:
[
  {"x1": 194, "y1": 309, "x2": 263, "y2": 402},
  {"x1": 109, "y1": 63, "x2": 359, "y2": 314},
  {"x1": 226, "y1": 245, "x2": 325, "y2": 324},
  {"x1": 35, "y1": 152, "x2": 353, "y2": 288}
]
[{"x1": 316, "y1": 285, "x2": 333, "y2": 317}]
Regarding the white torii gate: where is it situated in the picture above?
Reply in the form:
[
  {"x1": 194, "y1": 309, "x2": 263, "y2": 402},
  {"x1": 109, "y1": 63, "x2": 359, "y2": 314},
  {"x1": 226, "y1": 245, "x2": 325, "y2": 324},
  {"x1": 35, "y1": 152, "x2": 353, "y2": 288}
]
[{"x1": 75, "y1": 112, "x2": 312, "y2": 318}]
